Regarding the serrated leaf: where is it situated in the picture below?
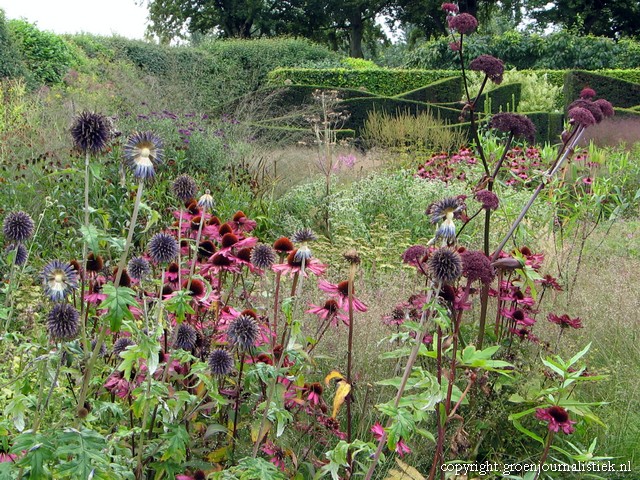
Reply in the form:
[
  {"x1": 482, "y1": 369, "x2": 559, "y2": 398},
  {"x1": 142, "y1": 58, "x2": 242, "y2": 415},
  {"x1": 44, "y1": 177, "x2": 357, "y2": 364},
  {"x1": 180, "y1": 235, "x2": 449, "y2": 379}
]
[
  {"x1": 80, "y1": 225, "x2": 102, "y2": 254},
  {"x1": 100, "y1": 285, "x2": 138, "y2": 332}
]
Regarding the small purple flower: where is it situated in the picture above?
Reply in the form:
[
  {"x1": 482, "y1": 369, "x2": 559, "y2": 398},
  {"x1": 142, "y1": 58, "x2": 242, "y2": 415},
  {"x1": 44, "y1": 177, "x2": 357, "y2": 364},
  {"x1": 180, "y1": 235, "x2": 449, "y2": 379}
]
[
  {"x1": 447, "y1": 13, "x2": 478, "y2": 34},
  {"x1": 568, "y1": 107, "x2": 596, "y2": 127},
  {"x1": 475, "y1": 190, "x2": 499, "y2": 210},
  {"x1": 469, "y1": 55, "x2": 505, "y2": 84}
]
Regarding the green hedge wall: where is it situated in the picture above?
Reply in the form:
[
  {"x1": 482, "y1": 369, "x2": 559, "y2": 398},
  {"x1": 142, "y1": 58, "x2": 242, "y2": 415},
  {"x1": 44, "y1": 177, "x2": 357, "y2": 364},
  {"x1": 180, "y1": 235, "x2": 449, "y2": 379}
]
[
  {"x1": 564, "y1": 70, "x2": 640, "y2": 109},
  {"x1": 522, "y1": 112, "x2": 565, "y2": 144},
  {"x1": 267, "y1": 68, "x2": 460, "y2": 96},
  {"x1": 475, "y1": 83, "x2": 521, "y2": 113},
  {"x1": 396, "y1": 76, "x2": 462, "y2": 103}
]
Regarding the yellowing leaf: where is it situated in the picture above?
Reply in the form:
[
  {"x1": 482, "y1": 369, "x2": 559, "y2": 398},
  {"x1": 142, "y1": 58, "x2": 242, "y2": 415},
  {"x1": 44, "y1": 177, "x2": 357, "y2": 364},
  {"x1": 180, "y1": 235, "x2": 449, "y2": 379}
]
[
  {"x1": 251, "y1": 419, "x2": 272, "y2": 443},
  {"x1": 325, "y1": 370, "x2": 345, "y2": 386},
  {"x1": 331, "y1": 380, "x2": 351, "y2": 419},
  {"x1": 385, "y1": 458, "x2": 426, "y2": 480},
  {"x1": 207, "y1": 446, "x2": 228, "y2": 463}
]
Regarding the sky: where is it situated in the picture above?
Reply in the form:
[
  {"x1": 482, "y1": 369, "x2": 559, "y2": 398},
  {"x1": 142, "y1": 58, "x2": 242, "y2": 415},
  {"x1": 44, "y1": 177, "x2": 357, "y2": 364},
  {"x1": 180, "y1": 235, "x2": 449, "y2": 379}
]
[{"x1": 0, "y1": 0, "x2": 149, "y2": 38}]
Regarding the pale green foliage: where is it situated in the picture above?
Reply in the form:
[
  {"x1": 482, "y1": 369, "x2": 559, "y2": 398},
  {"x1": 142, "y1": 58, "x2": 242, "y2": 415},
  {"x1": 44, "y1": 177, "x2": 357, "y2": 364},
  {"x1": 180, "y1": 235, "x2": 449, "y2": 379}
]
[
  {"x1": 467, "y1": 69, "x2": 563, "y2": 112},
  {"x1": 363, "y1": 109, "x2": 467, "y2": 152}
]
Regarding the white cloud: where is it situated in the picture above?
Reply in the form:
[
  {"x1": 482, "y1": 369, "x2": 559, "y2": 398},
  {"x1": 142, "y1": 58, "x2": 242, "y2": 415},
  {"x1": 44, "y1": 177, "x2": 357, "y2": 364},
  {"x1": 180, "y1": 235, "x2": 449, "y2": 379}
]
[{"x1": 0, "y1": 0, "x2": 149, "y2": 38}]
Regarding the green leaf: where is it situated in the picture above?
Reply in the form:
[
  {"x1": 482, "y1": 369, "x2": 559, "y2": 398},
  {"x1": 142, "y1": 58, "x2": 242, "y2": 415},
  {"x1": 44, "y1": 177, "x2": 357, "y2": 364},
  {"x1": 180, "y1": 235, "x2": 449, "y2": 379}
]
[
  {"x1": 160, "y1": 424, "x2": 189, "y2": 463},
  {"x1": 80, "y1": 225, "x2": 102, "y2": 254},
  {"x1": 165, "y1": 289, "x2": 196, "y2": 323},
  {"x1": 568, "y1": 342, "x2": 592, "y2": 368},
  {"x1": 55, "y1": 428, "x2": 110, "y2": 479},
  {"x1": 100, "y1": 285, "x2": 138, "y2": 332}
]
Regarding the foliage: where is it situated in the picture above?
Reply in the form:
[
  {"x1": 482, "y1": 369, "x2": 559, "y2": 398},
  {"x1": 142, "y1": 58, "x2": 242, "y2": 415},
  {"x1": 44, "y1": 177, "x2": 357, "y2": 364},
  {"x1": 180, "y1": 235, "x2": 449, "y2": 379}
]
[
  {"x1": 563, "y1": 70, "x2": 640, "y2": 110},
  {"x1": 7, "y1": 19, "x2": 80, "y2": 85},
  {"x1": 0, "y1": 10, "x2": 29, "y2": 81},
  {"x1": 404, "y1": 30, "x2": 640, "y2": 70}
]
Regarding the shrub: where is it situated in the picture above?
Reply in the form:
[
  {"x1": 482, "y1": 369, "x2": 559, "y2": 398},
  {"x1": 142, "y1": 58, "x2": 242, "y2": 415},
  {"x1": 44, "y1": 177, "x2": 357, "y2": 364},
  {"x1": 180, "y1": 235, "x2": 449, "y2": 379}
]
[
  {"x1": 563, "y1": 70, "x2": 640, "y2": 110},
  {"x1": 0, "y1": 10, "x2": 28, "y2": 80},
  {"x1": 7, "y1": 19, "x2": 80, "y2": 85}
]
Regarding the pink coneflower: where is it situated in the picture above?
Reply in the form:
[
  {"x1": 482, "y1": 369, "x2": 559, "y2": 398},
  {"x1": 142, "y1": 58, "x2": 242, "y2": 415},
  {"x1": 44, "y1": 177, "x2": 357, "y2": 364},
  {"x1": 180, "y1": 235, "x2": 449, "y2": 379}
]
[
  {"x1": 0, "y1": 450, "x2": 17, "y2": 463},
  {"x1": 535, "y1": 406, "x2": 576, "y2": 434},
  {"x1": 305, "y1": 382, "x2": 324, "y2": 405},
  {"x1": 104, "y1": 371, "x2": 132, "y2": 399},
  {"x1": 509, "y1": 327, "x2": 539, "y2": 343},
  {"x1": 318, "y1": 279, "x2": 367, "y2": 312},
  {"x1": 539, "y1": 274, "x2": 562, "y2": 291},
  {"x1": 582, "y1": 177, "x2": 593, "y2": 185},
  {"x1": 307, "y1": 299, "x2": 349, "y2": 326},
  {"x1": 371, "y1": 422, "x2": 385, "y2": 440},
  {"x1": 261, "y1": 441, "x2": 286, "y2": 471},
  {"x1": 548, "y1": 313, "x2": 583, "y2": 329},
  {"x1": 501, "y1": 307, "x2": 535, "y2": 326},
  {"x1": 371, "y1": 423, "x2": 411, "y2": 456},
  {"x1": 271, "y1": 249, "x2": 327, "y2": 277},
  {"x1": 232, "y1": 210, "x2": 257, "y2": 232}
]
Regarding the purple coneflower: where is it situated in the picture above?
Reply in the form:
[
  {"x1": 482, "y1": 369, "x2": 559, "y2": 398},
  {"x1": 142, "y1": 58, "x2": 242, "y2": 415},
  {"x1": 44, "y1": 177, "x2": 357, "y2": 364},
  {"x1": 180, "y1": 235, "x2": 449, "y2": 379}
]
[
  {"x1": 535, "y1": 406, "x2": 576, "y2": 434},
  {"x1": 548, "y1": 313, "x2": 582, "y2": 329}
]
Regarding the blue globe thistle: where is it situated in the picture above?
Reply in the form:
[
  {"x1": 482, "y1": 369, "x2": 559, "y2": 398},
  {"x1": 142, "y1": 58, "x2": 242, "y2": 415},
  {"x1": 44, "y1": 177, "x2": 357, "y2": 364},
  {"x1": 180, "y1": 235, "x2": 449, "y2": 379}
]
[
  {"x1": 172, "y1": 174, "x2": 197, "y2": 202},
  {"x1": 208, "y1": 349, "x2": 233, "y2": 376},
  {"x1": 71, "y1": 111, "x2": 110, "y2": 153},
  {"x1": 292, "y1": 228, "x2": 316, "y2": 262},
  {"x1": 227, "y1": 314, "x2": 259, "y2": 351},
  {"x1": 174, "y1": 323, "x2": 197, "y2": 351},
  {"x1": 148, "y1": 233, "x2": 178, "y2": 264},
  {"x1": 42, "y1": 260, "x2": 79, "y2": 302},
  {"x1": 427, "y1": 248, "x2": 462, "y2": 284},
  {"x1": 123, "y1": 131, "x2": 163, "y2": 180},
  {"x1": 91, "y1": 338, "x2": 108, "y2": 357},
  {"x1": 127, "y1": 256, "x2": 150, "y2": 280},
  {"x1": 3, "y1": 211, "x2": 35, "y2": 243},
  {"x1": 250, "y1": 243, "x2": 276, "y2": 269},
  {"x1": 47, "y1": 303, "x2": 80, "y2": 341},
  {"x1": 113, "y1": 337, "x2": 135, "y2": 356},
  {"x1": 5, "y1": 243, "x2": 28, "y2": 266}
]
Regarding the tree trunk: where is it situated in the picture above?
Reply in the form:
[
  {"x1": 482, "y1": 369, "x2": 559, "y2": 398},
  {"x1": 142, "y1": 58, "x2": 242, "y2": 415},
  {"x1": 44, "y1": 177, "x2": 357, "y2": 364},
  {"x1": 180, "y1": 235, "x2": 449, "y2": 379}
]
[{"x1": 349, "y1": 13, "x2": 364, "y2": 58}]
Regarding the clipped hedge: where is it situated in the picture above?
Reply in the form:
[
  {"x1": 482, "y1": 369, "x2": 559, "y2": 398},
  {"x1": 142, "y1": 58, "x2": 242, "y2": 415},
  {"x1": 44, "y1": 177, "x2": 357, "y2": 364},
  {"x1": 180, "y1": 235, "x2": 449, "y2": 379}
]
[
  {"x1": 396, "y1": 76, "x2": 462, "y2": 103},
  {"x1": 267, "y1": 68, "x2": 459, "y2": 96},
  {"x1": 522, "y1": 112, "x2": 565, "y2": 144},
  {"x1": 475, "y1": 83, "x2": 521, "y2": 113},
  {"x1": 564, "y1": 70, "x2": 640, "y2": 109}
]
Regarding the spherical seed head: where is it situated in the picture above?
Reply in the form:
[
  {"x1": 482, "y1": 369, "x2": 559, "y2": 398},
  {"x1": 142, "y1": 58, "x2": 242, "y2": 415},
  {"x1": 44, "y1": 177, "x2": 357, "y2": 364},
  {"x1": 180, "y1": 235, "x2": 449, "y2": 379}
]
[
  {"x1": 172, "y1": 174, "x2": 197, "y2": 202},
  {"x1": 273, "y1": 237, "x2": 294, "y2": 253},
  {"x1": 47, "y1": 303, "x2": 80, "y2": 341},
  {"x1": 127, "y1": 256, "x2": 150, "y2": 280},
  {"x1": 568, "y1": 107, "x2": 596, "y2": 127},
  {"x1": 474, "y1": 190, "x2": 499, "y2": 210},
  {"x1": 209, "y1": 348, "x2": 233, "y2": 376},
  {"x1": 148, "y1": 233, "x2": 179, "y2": 264},
  {"x1": 85, "y1": 252, "x2": 104, "y2": 272},
  {"x1": 447, "y1": 13, "x2": 478, "y2": 34},
  {"x1": 251, "y1": 243, "x2": 276, "y2": 269},
  {"x1": 593, "y1": 98, "x2": 614, "y2": 118},
  {"x1": 3, "y1": 211, "x2": 35, "y2": 243},
  {"x1": 42, "y1": 260, "x2": 79, "y2": 302},
  {"x1": 123, "y1": 131, "x2": 164, "y2": 180},
  {"x1": 174, "y1": 323, "x2": 198, "y2": 350},
  {"x1": 428, "y1": 197, "x2": 465, "y2": 224},
  {"x1": 113, "y1": 337, "x2": 135, "y2": 356},
  {"x1": 469, "y1": 55, "x2": 505, "y2": 84},
  {"x1": 71, "y1": 111, "x2": 110, "y2": 153},
  {"x1": 197, "y1": 190, "x2": 215, "y2": 210},
  {"x1": 488, "y1": 113, "x2": 536, "y2": 142},
  {"x1": 428, "y1": 248, "x2": 462, "y2": 284},
  {"x1": 568, "y1": 99, "x2": 603, "y2": 123},
  {"x1": 460, "y1": 250, "x2": 494, "y2": 284},
  {"x1": 402, "y1": 245, "x2": 428, "y2": 265},
  {"x1": 227, "y1": 314, "x2": 259, "y2": 350},
  {"x1": 91, "y1": 338, "x2": 108, "y2": 357},
  {"x1": 5, "y1": 243, "x2": 28, "y2": 266},
  {"x1": 292, "y1": 228, "x2": 317, "y2": 244}
]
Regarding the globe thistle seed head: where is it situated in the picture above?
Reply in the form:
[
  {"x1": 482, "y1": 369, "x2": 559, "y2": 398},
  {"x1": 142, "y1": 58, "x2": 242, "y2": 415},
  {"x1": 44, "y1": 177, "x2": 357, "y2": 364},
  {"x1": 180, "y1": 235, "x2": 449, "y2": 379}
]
[
  {"x1": 488, "y1": 113, "x2": 536, "y2": 142},
  {"x1": 85, "y1": 252, "x2": 104, "y2": 273},
  {"x1": 148, "y1": 233, "x2": 179, "y2": 264},
  {"x1": 91, "y1": 338, "x2": 108, "y2": 357},
  {"x1": 568, "y1": 107, "x2": 596, "y2": 127},
  {"x1": 460, "y1": 250, "x2": 494, "y2": 284},
  {"x1": 227, "y1": 314, "x2": 259, "y2": 350},
  {"x1": 172, "y1": 174, "x2": 197, "y2": 202},
  {"x1": 174, "y1": 323, "x2": 198, "y2": 350},
  {"x1": 447, "y1": 13, "x2": 478, "y2": 34},
  {"x1": 113, "y1": 337, "x2": 135, "y2": 356},
  {"x1": 435, "y1": 219, "x2": 457, "y2": 245},
  {"x1": 127, "y1": 256, "x2": 150, "y2": 280},
  {"x1": 5, "y1": 243, "x2": 28, "y2": 266},
  {"x1": 221, "y1": 233, "x2": 239, "y2": 249},
  {"x1": 3, "y1": 211, "x2": 35, "y2": 243},
  {"x1": 42, "y1": 260, "x2": 79, "y2": 302},
  {"x1": 469, "y1": 55, "x2": 505, "y2": 84},
  {"x1": 123, "y1": 131, "x2": 164, "y2": 180},
  {"x1": 273, "y1": 237, "x2": 294, "y2": 253},
  {"x1": 198, "y1": 240, "x2": 216, "y2": 259},
  {"x1": 197, "y1": 190, "x2": 215, "y2": 210},
  {"x1": 428, "y1": 248, "x2": 462, "y2": 284},
  {"x1": 47, "y1": 303, "x2": 80, "y2": 342},
  {"x1": 579, "y1": 87, "x2": 596, "y2": 99},
  {"x1": 475, "y1": 190, "x2": 499, "y2": 210},
  {"x1": 71, "y1": 111, "x2": 110, "y2": 153},
  {"x1": 428, "y1": 197, "x2": 465, "y2": 224},
  {"x1": 292, "y1": 228, "x2": 317, "y2": 244},
  {"x1": 593, "y1": 98, "x2": 614, "y2": 118},
  {"x1": 209, "y1": 348, "x2": 233, "y2": 376},
  {"x1": 251, "y1": 243, "x2": 276, "y2": 269},
  {"x1": 568, "y1": 99, "x2": 603, "y2": 123}
]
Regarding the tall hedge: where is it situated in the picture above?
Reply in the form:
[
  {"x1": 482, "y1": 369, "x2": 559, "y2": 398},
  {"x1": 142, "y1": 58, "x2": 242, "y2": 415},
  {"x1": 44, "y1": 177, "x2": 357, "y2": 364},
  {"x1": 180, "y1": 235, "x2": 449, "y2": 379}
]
[{"x1": 564, "y1": 70, "x2": 640, "y2": 109}]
